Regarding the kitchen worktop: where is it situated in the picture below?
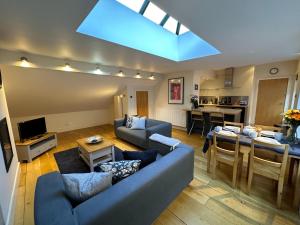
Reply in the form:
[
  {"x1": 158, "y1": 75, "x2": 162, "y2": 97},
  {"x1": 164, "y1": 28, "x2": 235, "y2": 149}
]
[
  {"x1": 199, "y1": 104, "x2": 248, "y2": 108},
  {"x1": 184, "y1": 107, "x2": 242, "y2": 115}
]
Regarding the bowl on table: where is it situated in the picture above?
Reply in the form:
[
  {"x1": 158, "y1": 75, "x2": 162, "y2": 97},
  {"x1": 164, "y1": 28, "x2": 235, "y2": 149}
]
[{"x1": 86, "y1": 135, "x2": 103, "y2": 144}]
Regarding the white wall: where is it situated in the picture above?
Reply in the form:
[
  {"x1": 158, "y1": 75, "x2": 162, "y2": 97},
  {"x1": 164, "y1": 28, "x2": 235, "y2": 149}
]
[
  {"x1": 0, "y1": 85, "x2": 19, "y2": 225},
  {"x1": 199, "y1": 66, "x2": 255, "y2": 123},
  {"x1": 10, "y1": 108, "x2": 113, "y2": 140},
  {"x1": 155, "y1": 71, "x2": 194, "y2": 127},
  {"x1": 249, "y1": 60, "x2": 298, "y2": 123},
  {"x1": 199, "y1": 66, "x2": 255, "y2": 97},
  {"x1": 126, "y1": 85, "x2": 156, "y2": 118}
]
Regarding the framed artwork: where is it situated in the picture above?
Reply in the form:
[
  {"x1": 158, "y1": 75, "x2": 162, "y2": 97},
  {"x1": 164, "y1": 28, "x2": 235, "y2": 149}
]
[
  {"x1": 168, "y1": 77, "x2": 184, "y2": 104},
  {"x1": 0, "y1": 118, "x2": 14, "y2": 172}
]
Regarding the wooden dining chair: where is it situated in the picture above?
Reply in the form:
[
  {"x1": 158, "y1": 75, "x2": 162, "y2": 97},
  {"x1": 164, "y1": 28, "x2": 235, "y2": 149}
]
[
  {"x1": 224, "y1": 121, "x2": 244, "y2": 130},
  {"x1": 212, "y1": 132, "x2": 242, "y2": 188},
  {"x1": 189, "y1": 110, "x2": 205, "y2": 136},
  {"x1": 247, "y1": 139, "x2": 288, "y2": 208},
  {"x1": 209, "y1": 112, "x2": 224, "y2": 131}
]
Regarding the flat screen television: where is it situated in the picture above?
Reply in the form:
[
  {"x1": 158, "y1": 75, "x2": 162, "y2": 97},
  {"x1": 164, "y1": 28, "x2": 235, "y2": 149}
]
[
  {"x1": 18, "y1": 117, "x2": 47, "y2": 141},
  {"x1": 0, "y1": 117, "x2": 14, "y2": 172}
]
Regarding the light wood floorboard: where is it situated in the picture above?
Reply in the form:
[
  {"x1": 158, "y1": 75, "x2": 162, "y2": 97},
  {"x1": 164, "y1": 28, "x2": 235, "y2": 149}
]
[{"x1": 14, "y1": 125, "x2": 300, "y2": 225}]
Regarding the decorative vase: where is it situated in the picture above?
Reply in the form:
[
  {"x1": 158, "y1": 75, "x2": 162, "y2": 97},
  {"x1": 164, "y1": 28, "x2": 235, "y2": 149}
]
[{"x1": 286, "y1": 125, "x2": 299, "y2": 144}]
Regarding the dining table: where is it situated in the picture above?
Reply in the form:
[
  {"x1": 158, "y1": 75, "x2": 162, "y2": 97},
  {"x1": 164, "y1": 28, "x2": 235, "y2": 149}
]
[{"x1": 202, "y1": 131, "x2": 300, "y2": 208}]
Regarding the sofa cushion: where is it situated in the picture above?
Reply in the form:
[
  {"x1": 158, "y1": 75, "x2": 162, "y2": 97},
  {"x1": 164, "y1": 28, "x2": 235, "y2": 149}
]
[
  {"x1": 117, "y1": 126, "x2": 146, "y2": 140},
  {"x1": 99, "y1": 160, "x2": 141, "y2": 182},
  {"x1": 123, "y1": 150, "x2": 157, "y2": 168},
  {"x1": 62, "y1": 172, "x2": 112, "y2": 203},
  {"x1": 130, "y1": 116, "x2": 146, "y2": 130}
]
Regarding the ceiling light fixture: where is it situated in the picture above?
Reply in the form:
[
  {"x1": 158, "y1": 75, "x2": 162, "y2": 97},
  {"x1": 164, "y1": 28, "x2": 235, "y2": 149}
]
[
  {"x1": 149, "y1": 74, "x2": 155, "y2": 80},
  {"x1": 117, "y1": 70, "x2": 124, "y2": 77},
  {"x1": 20, "y1": 57, "x2": 30, "y2": 67},
  {"x1": 95, "y1": 65, "x2": 102, "y2": 74},
  {"x1": 63, "y1": 63, "x2": 72, "y2": 72},
  {"x1": 135, "y1": 72, "x2": 142, "y2": 78}
]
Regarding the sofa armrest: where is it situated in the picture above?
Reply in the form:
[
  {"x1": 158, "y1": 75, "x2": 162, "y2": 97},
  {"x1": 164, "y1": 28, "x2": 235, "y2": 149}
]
[
  {"x1": 146, "y1": 122, "x2": 172, "y2": 138},
  {"x1": 74, "y1": 146, "x2": 194, "y2": 225},
  {"x1": 114, "y1": 118, "x2": 124, "y2": 136}
]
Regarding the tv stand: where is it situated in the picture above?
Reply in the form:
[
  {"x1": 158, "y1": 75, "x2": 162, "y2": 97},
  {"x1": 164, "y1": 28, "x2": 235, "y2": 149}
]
[{"x1": 15, "y1": 132, "x2": 57, "y2": 162}]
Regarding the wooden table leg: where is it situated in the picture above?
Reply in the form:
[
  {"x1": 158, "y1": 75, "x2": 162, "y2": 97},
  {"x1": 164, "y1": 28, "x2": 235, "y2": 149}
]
[{"x1": 293, "y1": 159, "x2": 300, "y2": 208}]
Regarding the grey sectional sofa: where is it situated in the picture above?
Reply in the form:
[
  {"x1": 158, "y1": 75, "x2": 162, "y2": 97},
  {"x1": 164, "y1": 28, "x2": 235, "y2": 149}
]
[
  {"x1": 34, "y1": 144, "x2": 194, "y2": 225},
  {"x1": 114, "y1": 118, "x2": 172, "y2": 149}
]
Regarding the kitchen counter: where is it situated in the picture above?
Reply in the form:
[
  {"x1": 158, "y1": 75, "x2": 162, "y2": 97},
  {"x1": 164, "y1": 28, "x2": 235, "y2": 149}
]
[
  {"x1": 184, "y1": 107, "x2": 242, "y2": 116},
  {"x1": 199, "y1": 104, "x2": 248, "y2": 108},
  {"x1": 185, "y1": 107, "x2": 242, "y2": 135}
]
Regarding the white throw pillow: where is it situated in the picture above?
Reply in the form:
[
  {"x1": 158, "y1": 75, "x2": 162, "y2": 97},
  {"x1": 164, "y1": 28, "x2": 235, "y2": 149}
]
[
  {"x1": 130, "y1": 116, "x2": 146, "y2": 130},
  {"x1": 62, "y1": 172, "x2": 112, "y2": 202}
]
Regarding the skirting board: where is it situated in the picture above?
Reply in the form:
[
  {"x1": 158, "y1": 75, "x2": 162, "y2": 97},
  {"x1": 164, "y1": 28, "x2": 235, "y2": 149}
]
[
  {"x1": 172, "y1": 125, "x2": 187, "y2": 131},
  {"x1": 5, "y1": 162, "x2": 20, "y2": 225}
]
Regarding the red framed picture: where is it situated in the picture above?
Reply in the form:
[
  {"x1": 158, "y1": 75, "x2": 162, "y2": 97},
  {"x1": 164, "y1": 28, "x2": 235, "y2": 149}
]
[{"x1": 168, "y1": 77, "x2": 184, "y2": 104}]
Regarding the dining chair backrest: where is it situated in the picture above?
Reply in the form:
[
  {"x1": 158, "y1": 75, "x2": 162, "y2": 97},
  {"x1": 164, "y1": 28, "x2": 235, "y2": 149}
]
[
  {"x1": 248, "y1": 139, "x2": 288, "y2": 208},
  {"x1": 210, "y1": 112, "x2": 224, "y2": 118},
  {"x1": 213, "y1": 132, "x2": 240, "y2": 159},
  {"x1": 255, "y1": 125, "x2": 282, "y2": 132},
  {"x1": 250, "y1": 139, "x2": 288, "y2": 178},
  {"x1": 224, "y1": 121, "x2": 244, "y2": 130},
  {"x1": 191, "y1": 110, "x2": 203, "y2": 116}
]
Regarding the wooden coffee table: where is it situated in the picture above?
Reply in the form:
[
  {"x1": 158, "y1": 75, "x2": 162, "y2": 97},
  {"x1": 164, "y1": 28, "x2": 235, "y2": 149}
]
[{"x1": 76, "y1": 137, "x2": 115, "y2": 172}]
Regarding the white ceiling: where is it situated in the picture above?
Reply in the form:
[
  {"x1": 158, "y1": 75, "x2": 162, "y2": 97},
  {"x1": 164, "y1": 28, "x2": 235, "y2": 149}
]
[
  {"x1": 2, "y1": 66, "x2": 158, "y2": 117},
  {"x1": 0, "y1": 0, "x2": 300, "y2": 73}
]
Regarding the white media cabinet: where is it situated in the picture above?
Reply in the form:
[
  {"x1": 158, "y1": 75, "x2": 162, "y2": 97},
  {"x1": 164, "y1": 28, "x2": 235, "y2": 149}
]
[{"x1": 15, "y1": 132, "x2": 57, "y2": 162}]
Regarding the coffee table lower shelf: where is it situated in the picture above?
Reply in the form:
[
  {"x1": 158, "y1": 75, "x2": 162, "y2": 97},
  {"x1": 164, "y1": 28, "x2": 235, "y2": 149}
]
[{"x1": 77, "y1": 143, "x2": 115, "y2": 172}]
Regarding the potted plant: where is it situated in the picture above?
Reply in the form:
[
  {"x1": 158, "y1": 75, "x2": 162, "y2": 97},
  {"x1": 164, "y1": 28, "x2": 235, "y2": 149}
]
[
  {"x1": 190, "y1": 95, "x2": 199, "y2": 109},
  {"x1": 284, "y1": 109, "x2": 300, "y2": 144}
]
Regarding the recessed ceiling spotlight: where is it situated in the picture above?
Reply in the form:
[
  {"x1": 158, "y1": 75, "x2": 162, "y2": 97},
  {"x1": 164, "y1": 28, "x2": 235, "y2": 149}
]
[
  {"x1": 149, "y1": 74, "x2": 155, "y2": 80},
  {"x1": 63, "y1": 63, "x2": 72, "y2": 72},
  {"x1": 135, "y1": 72, "x2": 142, "y2": 78},
  {"x1": 117, "y1": 70, "x2": 124, "y2": 77},
  {"x1": 20, "y1": 57, "x2": 30, "y2": 67},
  {"x1": 95, "y1": 65, "x2": 102, "y2": 74}
]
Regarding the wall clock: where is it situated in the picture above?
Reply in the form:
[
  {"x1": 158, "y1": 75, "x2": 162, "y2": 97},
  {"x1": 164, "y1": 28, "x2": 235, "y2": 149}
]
[{"x1": 269, "y1": 67, "x2": 279, "y2": 75}]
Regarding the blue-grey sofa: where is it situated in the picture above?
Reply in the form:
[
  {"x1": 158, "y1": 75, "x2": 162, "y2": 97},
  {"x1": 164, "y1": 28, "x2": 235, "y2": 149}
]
[
  {"x1": 34, "y1": 144, "x2": 194, "y2": 225},
  {"x1": 114, "y1": 118, "x2": 172, "y2": 149}
]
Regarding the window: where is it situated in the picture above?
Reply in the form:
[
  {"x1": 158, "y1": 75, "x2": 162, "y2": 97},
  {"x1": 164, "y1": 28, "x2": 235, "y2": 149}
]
[
  {"x1": 116, "y1": 0, "x2": 145, "y2": 13},
  {"x1": 116, "y1": 0, "x2": 190, "y2": 35},
  {"x1": 163, "y1": 16, "x2": 178, "y2": 34},
  {"x1": 179, "y1": 24, "x2": 189, "y2": 35},
  {"x1": 143, "y1": 2, "x2": 166, "y2": 24}
]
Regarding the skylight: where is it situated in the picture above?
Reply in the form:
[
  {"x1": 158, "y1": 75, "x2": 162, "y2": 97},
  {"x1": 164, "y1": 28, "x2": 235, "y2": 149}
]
[
  {"x1": 163, "y1": 16, "x2": 178, "y2": 34},
  {"x1": 116, "y1": 0, "x2": 144, "y2": 13},
  {"x1": 77, "y1": 0, "x2": 221, "y2": 61},
  {"x1": 179, "y1": 24, "x2": 189, "y2": 35},
  {"x1": 143, "y1": 2, "x2": 166, "y2": 25}
]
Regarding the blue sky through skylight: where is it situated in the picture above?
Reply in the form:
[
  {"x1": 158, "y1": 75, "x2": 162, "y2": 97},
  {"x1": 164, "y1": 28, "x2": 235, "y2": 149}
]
[{"x1": 77, "y1": 0, "x2": 221, "y2": 61}]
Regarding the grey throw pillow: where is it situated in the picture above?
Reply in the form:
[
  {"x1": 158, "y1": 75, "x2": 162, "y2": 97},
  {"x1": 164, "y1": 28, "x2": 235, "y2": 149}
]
[
  {"x1": 99, "y1": 160, "x2": 141, "y2": 182},
  {"x1": 62, "y1": 172, "x2": 112, "y2": 203}
]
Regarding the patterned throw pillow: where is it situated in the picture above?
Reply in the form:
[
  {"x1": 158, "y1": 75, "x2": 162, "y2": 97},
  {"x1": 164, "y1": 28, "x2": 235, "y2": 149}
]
[
  {"x1": 126, "y1": 116, "x2": 134, "y2": 128},
  {"x1": 99, "y1": 160, "x2": 141, "y2": 182}
]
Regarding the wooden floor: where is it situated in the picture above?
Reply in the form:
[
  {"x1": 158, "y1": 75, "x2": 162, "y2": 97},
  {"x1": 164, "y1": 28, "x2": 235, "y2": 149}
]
[{"x1": 14, "y1": 125, "x2": 300, "y2": 225}]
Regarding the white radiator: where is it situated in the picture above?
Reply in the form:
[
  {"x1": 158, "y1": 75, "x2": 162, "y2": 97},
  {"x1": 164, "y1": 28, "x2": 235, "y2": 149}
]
[{"x1": 155, "y1": 109, "x2": 186, "y2": 127}]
